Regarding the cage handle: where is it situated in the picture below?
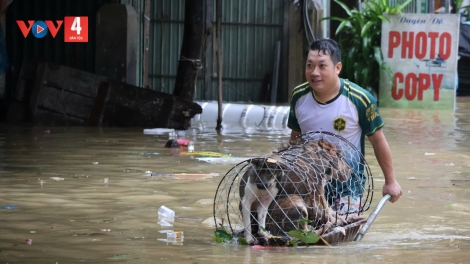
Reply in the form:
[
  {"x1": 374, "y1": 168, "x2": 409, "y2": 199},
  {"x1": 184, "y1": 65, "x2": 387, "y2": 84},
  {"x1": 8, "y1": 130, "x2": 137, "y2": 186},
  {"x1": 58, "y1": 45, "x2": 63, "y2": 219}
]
[{"x1": 353, "y1": 194, "x2": 391, "y2": 241}]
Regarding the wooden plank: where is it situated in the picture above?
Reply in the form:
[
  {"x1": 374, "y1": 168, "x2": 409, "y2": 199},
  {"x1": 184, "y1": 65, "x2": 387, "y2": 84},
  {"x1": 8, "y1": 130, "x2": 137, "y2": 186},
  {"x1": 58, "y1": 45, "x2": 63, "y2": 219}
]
[
  {"x1": 23, "y1": 61, "x2": 202, "y2": 128},
  {"x1": 42, "y1": 63, "x2": 105, "y2": 98},
  {"x1": 89, "y1": 81, "x2": 110, "y2": 126},
  {"x1": 95, "y1": 4, "x2": 137, "y2": 85},
  {"x1": 102, "y1": 81, "x2": 167, "y2": 127},
  {"x1": 14, "y1": 58, "x2": 40, "y2": 102},
  {"x1": 34, "y1": 108, "x2": 87, "y2": 126},
  {"x1": 106, "y1": 86, "x2": 165, "y2": 123},
  {"x1": 29, "y1": 62, "x2": 47, "y2": 117},
  {"x1": 167, "y1": 97, "x2": 202, "y2": 129},
  {"x1": 101, "y1": 80, "x2": 202, "y2": 128},
  {"x1": 36, "y1": 85, "x2": 95, "y2": 120}
]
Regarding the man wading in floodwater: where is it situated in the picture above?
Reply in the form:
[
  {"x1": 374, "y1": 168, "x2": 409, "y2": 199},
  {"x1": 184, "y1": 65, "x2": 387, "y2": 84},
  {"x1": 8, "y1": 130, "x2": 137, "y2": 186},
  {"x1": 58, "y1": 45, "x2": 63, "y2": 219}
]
[{"x1": 288, "y1": 38, "x2": 403, "y2": 213}]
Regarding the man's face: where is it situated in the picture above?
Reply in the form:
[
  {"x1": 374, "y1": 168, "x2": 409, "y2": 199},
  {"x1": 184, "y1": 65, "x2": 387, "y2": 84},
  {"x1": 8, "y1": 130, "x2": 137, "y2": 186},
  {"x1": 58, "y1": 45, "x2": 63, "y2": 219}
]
[{"x1": 305, "y1": 50, "x2": 342, "y2": 93}]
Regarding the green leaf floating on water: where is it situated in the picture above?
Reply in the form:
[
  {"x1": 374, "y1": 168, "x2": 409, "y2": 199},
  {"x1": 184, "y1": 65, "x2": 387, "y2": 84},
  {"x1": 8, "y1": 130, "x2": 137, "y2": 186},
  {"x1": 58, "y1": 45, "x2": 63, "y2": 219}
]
[
  {"x1": 213, "y1": 229, "x2": 248, "y2": 245},
  {"x1": 108, "y1": 254, "x2": 128, "y2": 260},
  {"x1": 214, "y1": 229, "x2": 233, "y2": 243},
  {"x1": 287, "y1": 230, "x2": 319, "y2": 244},
  {"x1": 213, "y1": 233, "x2": 223, "y2": 243},
  {"x1": 237, "y1": 237, "x2": 248, "y2": 245}
]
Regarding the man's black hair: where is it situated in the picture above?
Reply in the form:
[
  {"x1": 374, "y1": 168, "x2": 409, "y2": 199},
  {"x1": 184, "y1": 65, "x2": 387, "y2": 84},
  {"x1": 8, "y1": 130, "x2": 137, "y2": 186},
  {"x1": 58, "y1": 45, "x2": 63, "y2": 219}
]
[{"x1": 308, "y1": 38, "x2": 342, "y2": 65}]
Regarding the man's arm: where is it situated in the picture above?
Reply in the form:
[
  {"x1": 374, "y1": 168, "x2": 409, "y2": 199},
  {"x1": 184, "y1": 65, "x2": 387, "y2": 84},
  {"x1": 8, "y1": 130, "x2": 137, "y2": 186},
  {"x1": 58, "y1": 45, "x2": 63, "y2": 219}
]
[
  {"x1": 290, "y1": 130, "x2": 301, "y2": 144},
  {"x1": 368, "y1": 129, "x2": 402, "y2": 203},
  {"x1": 290, "y1": 130, "x2": 301, "y2": 140}
]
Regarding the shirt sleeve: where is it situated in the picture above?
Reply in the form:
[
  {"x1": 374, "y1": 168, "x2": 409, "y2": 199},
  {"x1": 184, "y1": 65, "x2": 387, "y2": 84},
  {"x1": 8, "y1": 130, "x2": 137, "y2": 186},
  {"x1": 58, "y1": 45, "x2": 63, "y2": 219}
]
[
  {"x1": 287, "y1": 95, "x2": 301, "y2": 132},
  {"x1": 359, "y1": 93, "x2": 384, "y2": 136}
]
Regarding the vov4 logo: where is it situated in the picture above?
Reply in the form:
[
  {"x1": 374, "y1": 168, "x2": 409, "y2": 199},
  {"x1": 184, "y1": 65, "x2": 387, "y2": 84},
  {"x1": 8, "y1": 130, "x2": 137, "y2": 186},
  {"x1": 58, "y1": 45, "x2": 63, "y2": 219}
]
[{"x1": 16, "y1": 16, "x2": 88, "y2": 42}]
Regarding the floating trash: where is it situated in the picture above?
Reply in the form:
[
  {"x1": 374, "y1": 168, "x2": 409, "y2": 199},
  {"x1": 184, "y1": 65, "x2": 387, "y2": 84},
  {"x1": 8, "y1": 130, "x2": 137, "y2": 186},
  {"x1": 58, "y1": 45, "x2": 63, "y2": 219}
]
[
  {"x1": 143, "y1": 128, "x2": 175, "y2": 135},
  {"x1": 196, "y1": 157, "x2": 249, "y2": 164},
  {"x1": 188, "y1": 141, "x2": 195, "y2": 152},
  {"x1": 49, "y1": 177, "x2": 64, "y2": 181},
  {"x1": 2, "y1": 205, "x2": 18, "y2": 209},
  {"x1": 144, "y1": 152, "x2": 159, "y2": 155},
  {"x1": 158, "y1": 205, "x2": 175, "y2": 220},
  {"x1": 149, "y1": 173, "x2": 217, "y2": 180},
  {"x1": 158, "y1": 219, "x2": 173, "y2": 227},
  {"x1": 107, "y1": 254, "x2": 128, "y2": 260},
  {"x1": 179, "y1": 151, "x2": 230, "y2": 157},
  {"x1": 158, "y1": 230, "x2": 184, "y2": 243}
]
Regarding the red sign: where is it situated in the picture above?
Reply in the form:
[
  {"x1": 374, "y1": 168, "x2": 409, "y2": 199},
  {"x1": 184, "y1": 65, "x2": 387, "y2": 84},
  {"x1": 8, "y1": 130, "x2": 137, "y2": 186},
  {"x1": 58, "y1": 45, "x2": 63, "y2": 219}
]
[{"x1": 64, "y1": 16, "x2": 88, "y2": 43}]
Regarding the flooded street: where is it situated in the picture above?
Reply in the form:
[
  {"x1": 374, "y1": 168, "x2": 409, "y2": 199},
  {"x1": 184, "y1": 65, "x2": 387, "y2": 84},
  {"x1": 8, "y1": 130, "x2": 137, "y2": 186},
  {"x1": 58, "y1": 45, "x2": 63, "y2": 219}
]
[{"x1": 1, "y1": 97, "x2": 470, "y2": 263}]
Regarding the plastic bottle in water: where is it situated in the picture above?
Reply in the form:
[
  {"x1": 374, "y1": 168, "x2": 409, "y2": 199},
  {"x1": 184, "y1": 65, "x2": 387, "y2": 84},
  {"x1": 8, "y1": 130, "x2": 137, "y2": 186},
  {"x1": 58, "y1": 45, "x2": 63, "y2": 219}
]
[
  {"x1": 176, "y1": 139, "x2": 191, "y2": 146},
  {"x1": 167, "y1": 232, "x2": 176, "y2": 242},
  {"x1": 158, "y1": 205, "x2": 175, "y2": 221},
  {"x1": 176, "y1": 130, "x2": 186, "y2": 138},
  {"x1": 188, "y1": 141, "x2": 194, "y2": 152},
  {"x1": 168, "y1": 131, "x2": 177, "y2": 140}
]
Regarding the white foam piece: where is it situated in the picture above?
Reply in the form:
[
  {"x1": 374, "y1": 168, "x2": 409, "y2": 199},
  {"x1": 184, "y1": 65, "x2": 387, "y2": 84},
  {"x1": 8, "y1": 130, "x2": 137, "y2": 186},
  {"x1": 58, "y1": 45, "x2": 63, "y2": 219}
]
[{"x1": 143, "y1": 128, "x2": 175, "y2": 135}]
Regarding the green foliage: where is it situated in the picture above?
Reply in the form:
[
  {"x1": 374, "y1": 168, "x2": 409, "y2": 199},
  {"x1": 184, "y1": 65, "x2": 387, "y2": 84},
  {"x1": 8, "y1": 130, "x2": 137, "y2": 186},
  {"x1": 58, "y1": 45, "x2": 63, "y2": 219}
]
[
  {"x1": 456, "y1": 0, "x2": 466, "y2": 9},
  {"x1": 213, "y1": 229, "x2": 248, "y2": 245},
  {"x1": 287, "y1": 229, "x2": 320, "y2": 245},
  {"x1": 238, "y1": 237, "x2": 248, "y2": 245},
  {"x1": 298, "y1": 217, "x2": 312, "y2": 226},
  {"x1": 214, "y1": 229, "x2": 233, "y2": 243},
  {"x1": 323, "y1": 0, "x2": 412, "y2": 95},
  {"x1": 456, "y1": 0, "x2": 470, "y2": 20}
]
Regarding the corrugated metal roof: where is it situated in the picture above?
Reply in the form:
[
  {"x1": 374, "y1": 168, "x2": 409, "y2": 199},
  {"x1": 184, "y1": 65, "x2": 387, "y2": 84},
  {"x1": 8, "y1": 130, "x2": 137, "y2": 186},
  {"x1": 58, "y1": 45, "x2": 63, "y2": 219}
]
[{"x1": 146, "y1": 0, "x2": 285, "y2": 102}]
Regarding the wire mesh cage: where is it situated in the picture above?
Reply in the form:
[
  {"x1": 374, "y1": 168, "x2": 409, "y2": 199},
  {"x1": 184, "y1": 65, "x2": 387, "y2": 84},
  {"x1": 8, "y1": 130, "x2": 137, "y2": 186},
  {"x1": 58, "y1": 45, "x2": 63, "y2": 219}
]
[{"x1": 213, "y1": 131, "x2": 374, "y2": 245}]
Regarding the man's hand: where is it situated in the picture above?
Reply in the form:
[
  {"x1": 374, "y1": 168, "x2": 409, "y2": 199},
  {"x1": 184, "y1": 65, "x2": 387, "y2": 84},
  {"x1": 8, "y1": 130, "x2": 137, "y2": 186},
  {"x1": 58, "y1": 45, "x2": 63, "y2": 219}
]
[
  {"x1": 383, "y1": 180, "x2": 402, "y2": 203},
  {"x1": 368, "y1": 129, "x2": 403, "y2": 203},
  {"x1": 290, "y1": 130, "x2": 301, "y2": 141}
]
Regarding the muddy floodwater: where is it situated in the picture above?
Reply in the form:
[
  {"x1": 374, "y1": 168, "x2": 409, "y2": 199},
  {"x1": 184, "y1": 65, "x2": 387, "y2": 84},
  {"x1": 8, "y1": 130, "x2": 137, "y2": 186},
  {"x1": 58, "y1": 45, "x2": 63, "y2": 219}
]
[{"x1": 1, "y1": 97, "x2": 470, "y2": 263}]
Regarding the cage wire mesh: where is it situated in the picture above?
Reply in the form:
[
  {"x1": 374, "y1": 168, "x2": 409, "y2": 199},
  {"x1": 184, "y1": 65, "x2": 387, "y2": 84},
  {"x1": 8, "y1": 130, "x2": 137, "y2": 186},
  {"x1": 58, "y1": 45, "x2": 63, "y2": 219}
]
[{"x1": 213, "y1": 131, "x2": 374, "y2": 245}]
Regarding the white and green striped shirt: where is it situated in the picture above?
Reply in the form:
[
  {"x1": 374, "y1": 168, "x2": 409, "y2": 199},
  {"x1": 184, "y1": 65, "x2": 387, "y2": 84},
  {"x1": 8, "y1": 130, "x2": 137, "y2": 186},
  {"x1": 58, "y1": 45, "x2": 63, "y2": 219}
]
[{"x1": 288, "y1": 78, "x2": 384, "y2": 156}]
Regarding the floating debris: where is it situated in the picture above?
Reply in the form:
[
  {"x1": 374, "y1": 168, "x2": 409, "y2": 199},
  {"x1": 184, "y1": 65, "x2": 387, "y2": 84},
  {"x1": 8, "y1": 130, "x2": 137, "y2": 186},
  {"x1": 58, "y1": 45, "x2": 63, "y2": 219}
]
[
  {"x1": 49, "y1": 177, "x2": 64, "y2": 181},
  {"x1": 149, "y1": 173, "x2": 217, "y2": 180},
  {"x1": 1, "y1": 205, "x2": 18, "y2": 209}
]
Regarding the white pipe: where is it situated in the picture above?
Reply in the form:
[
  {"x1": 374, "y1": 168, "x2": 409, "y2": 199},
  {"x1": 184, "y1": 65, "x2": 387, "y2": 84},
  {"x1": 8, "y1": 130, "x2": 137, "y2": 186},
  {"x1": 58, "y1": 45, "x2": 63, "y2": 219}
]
[{"x1": 192, "y1": 101, "x2": 290, "y2": 130}]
